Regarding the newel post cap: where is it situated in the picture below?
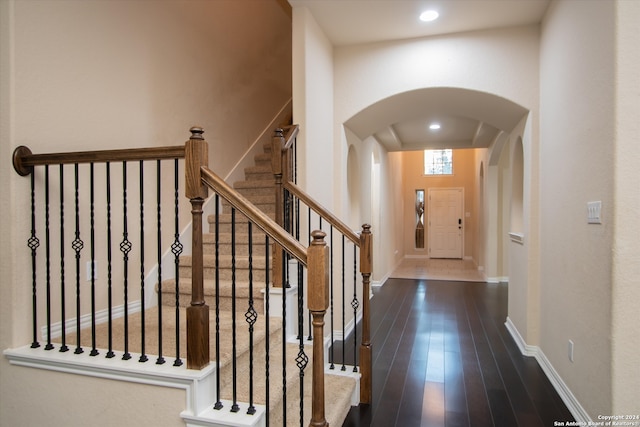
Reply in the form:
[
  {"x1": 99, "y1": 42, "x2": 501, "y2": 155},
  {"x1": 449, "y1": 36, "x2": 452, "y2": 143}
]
[{"x1": 190, "y1": 126, "x2": 205, "y2": 140}]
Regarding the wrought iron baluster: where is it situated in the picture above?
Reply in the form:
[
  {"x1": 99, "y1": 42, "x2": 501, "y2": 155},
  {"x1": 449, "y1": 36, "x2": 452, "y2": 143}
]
[
  {"x1": 72, "y1": 164, "x2": 84, "y2": 355},
  {"x1": 245, "y1": 222, "x2": 257, "y2": 415},
  {"x1": 172, "y1": 159, "x2": 183, "y2": 367},
  {"x1": 264, "y1": 235, "x2": 270, "y2": 426},
  {"x1": 341, "y1": 235, "x2": 346, "y2": 371},
  {"x1": 281, "y1": 243, "x2": 287, "y2": 426},
  {"x1": 120, "y1": 161, "x2": 132, "y2": 360},
  {"x1": 44, "y1": 165, "x2": 54, "y2": 350},
  {"x1": 89, "y1": 163, "x2": 98, "y2": 357},
  {"x1": 296, "y1": 261, "x2": 308, "y2": 427},
  {"x1": 213, "y1": 194, "x2": 222, "y2": 410},
  {"x1": 106, "y1": 162, "x2": 115, "y2": 358},
  {"x1": 28, "y1": 172, "x2": 40, "y2": 349},
  {"x1": 352, "y1": 243, "x2": 359, "y2": 372},
  {"x1": 329, "y1": 226, "x2": 334, "y2": 369},
  {"x1": 59, "y1": 165, "x2": 69, "y2": 352},
  {"x1": 156, "y1": 160, "x2": 165, "y2": 365},
  {"x1": 295, "y1": 199, "x2": 303, "y2": 342},
  {"x1": 139, "y1": 160, "x2": 148, "y2": 363},
  {"x1": 231, "y1": 208, "x2": 239, "y2": 413},
  {"x1": 307, "y1": 207, "x2": 312, "y2": 341}
]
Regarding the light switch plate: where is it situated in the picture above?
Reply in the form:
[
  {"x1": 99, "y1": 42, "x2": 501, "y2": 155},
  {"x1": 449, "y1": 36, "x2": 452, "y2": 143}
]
[{"x1": 587, "y1": 201, "x2": 602, "y2": 224}]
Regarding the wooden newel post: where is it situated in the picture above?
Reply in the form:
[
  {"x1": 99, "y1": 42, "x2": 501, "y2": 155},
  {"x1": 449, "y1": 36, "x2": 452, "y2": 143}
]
[
  {"x1": 185, "y1": 126, "x2": 210, "y2": 369},
  {"x1": 271, "y1": 128, "x2": 285, "y2": 287},
  {"x1": 308, "y1": 230, "x2": 330, "y2": 427},
  {"x1": 359, "y1": 224, "x2": 373, "y2": 404}
]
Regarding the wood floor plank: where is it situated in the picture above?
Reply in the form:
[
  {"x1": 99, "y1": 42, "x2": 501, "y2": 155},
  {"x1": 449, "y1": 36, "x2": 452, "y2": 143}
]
[{"x1": 341, "y1": 279, "x2": 575, "y2": 427}]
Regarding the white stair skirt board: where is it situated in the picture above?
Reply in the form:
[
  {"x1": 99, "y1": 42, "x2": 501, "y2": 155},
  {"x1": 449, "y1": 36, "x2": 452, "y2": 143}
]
[
  {"x1": 4, "y1": 345, "x2": 217, "y2": 420},
  {"x1": 262, "y1": 283, "x2": 299, "y2": 343},
  {"x1": 504, "y1": 317, "x2": 591, "y2": 423}
]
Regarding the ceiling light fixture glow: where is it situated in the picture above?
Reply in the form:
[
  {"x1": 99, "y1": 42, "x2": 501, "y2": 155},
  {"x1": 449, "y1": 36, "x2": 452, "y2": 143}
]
[
  {"x1": 419, "y1": 10, "x2": 439, "y2": 22},
  {"x1": 429, "y1": 123, "x2": 441, "y2": 130}
]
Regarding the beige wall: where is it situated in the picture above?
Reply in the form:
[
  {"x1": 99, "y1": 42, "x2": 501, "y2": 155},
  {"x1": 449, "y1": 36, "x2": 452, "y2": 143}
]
[
  {"x1": 611, "y1": 0, "x2": 640, "y2": 413},
  {"x1": 539, "y1": 0, "x2": 639, "y2": 417},
  {"x1": 401, "y1": 149, "x2": 481, "y2": 261},
  {"x1": 1, "y1": 1, "x2": 291, "y2": 425}
]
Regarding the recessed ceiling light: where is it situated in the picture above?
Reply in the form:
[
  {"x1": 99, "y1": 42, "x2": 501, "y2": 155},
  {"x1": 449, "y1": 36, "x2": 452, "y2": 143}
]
[
  {"x1": 429, "y1": 123, "x2": 441, "y2": 130},
  {"x1": 419, "y1": 10, "x2": 439, "y2": 22}
]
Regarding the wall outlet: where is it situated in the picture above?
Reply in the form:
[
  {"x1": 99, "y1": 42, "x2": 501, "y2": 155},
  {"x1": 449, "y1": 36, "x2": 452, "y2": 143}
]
[
  {"x1": 568, "y1": 340, "x2": 574, "y2": 363},
  {"x1": 86, "y1": 260, "x2": 98, "y2": 282}
]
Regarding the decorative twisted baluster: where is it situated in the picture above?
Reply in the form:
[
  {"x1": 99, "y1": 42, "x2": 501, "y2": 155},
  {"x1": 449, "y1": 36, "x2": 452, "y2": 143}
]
[
  {"x1": 329, "y1": 226, "x2": 334, "y2": 369},
  {"x1": 352, "y1": 243, "x2": 360, "y2": 372},
  {"x1": 44, "y1": 165, "x2": 54, "y2": 351},
  {"x1": 120, "y1": 161, "x2": 132, "y2": 361},
  {"x1": 341, "y1": 235, "x2": 346, "y2": 371},
  {"x1": 106, "y1": 162, "x2": 115, "y2": 358},
  {"x1": 156, "y1": 160, "x2": 165, "y2": 365},
  {"x1": 172, "y1": 159, "x2": 183, "y2": 367},
  {"x1": 264, "y1": 235, "x2": 270, "y2": 423},
  {"x1": 245, "y1": 222, "x2": 257, "y2": 415},
  {"x1": 139, "y1": 160, "x2": 148, "y2": 363},
  {"x1": 28, "y1": 173, "x2": 40, "y2": 349},
  {"x1": 72, "y1": 164, "x2": 84, "y2": 355},
  {"x1": 59, "y1": 165, "x2": 69, "y2": 352},
  {"x1": 213, "y1": 194, "x2": 222, "y2": 409},
  {"x1": 296, "y1": 260, "x2": 309, "y2": 427},
  {"x1": 231, "y1": 207, "x2": 239, "y2": 413},
  {"x1": 89, "y1": 163, "x2": 98, "y2": 357}
]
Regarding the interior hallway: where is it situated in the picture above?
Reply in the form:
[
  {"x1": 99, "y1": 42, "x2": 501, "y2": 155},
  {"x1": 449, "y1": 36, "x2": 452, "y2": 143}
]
[{"x1": 339, "y1": 277, "x2": 574, "y2": 426}]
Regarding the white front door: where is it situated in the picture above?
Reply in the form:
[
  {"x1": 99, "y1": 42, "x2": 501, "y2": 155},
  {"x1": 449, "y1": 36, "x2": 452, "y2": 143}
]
[{"x1": 428, "y1": 188, "x2": 463, "y2": 259}]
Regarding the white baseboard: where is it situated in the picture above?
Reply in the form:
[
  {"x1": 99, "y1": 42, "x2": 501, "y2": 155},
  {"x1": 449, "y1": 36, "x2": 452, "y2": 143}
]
[
  {"x1": 42, "y1": 300, "x2": 142, "y2": 341},
  {"x1": 504, "y1": 317, "x2": 591, "y2": 423}
]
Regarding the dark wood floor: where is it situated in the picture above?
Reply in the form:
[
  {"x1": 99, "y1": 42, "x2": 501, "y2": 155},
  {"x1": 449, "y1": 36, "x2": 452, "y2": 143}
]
[{"x1": 337, "y1": 278, "x2": 574, "y2": 427}]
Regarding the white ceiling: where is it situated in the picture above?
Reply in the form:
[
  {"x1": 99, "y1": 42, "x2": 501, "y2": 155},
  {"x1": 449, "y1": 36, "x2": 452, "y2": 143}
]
[{"x1": 289, "y1": 0, "x2": 550, "y2": 151}]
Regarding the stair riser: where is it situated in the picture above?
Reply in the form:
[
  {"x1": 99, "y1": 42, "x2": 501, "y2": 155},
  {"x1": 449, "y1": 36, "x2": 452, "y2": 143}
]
[
  {"x1": 204, "y1": 243, "x2": 271, "y2": 257},
  {"x1": 221, "y1": 200, "x2": 275, "y2": 214},
  {"x1": 180, "y1": 266, "x2": 270, "y2": 282},
  {"x1": 244, "y1": 170, "x2": 274, "y2": 181},
  {"x1": 208, "y1": 221, "x2": 276, "y2": 235},
  {"x1": 235, "y1": 186, "x2": 275, "y2": 198},
  {"x1": 253, "y1": 154, "x2": 271, "y2": 167}
]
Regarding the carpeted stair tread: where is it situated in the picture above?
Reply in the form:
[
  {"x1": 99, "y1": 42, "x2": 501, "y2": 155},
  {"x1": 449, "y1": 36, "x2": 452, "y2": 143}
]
[
  {"x1": 58, "y1": 306, "x2": 280, "y2": 367},
  {"x1": 161, "y1": 278, "x2": 266, "y2": 300},
  {"x1": 219, "y1": 341, "x2": 356, "y2": 427}
]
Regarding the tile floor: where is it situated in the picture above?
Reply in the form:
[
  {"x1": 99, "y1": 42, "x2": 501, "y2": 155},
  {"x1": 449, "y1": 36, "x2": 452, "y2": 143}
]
[{"x1": 390, "y1": 257, "x2": 485, "y2": 282}]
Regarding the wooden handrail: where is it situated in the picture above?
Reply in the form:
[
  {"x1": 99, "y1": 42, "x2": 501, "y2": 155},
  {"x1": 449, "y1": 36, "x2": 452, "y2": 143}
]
[
  {"x1": 200, "y1": 166, "x2": 308, "y2": 266},
  {"x1": 271, "y1": 124, "x2": 373, "y2": 407},
  {"x1": 283, "y1": 181, "x2": 360, "y2": 245},
  {"x1": 281, "y1": 124, "x2": 299, "y2": 151},
  {"x1": 13, "y1": 145, "x2": 185, "y2": 176}
]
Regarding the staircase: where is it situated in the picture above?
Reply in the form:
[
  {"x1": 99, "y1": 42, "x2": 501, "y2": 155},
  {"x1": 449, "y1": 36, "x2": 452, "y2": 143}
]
[
  {"x1": 11, "y1": 126, "x2": 364, "y2": 427},
  {"x1": 162, "y1": 141, "x2": 357, "y2": 426}
]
